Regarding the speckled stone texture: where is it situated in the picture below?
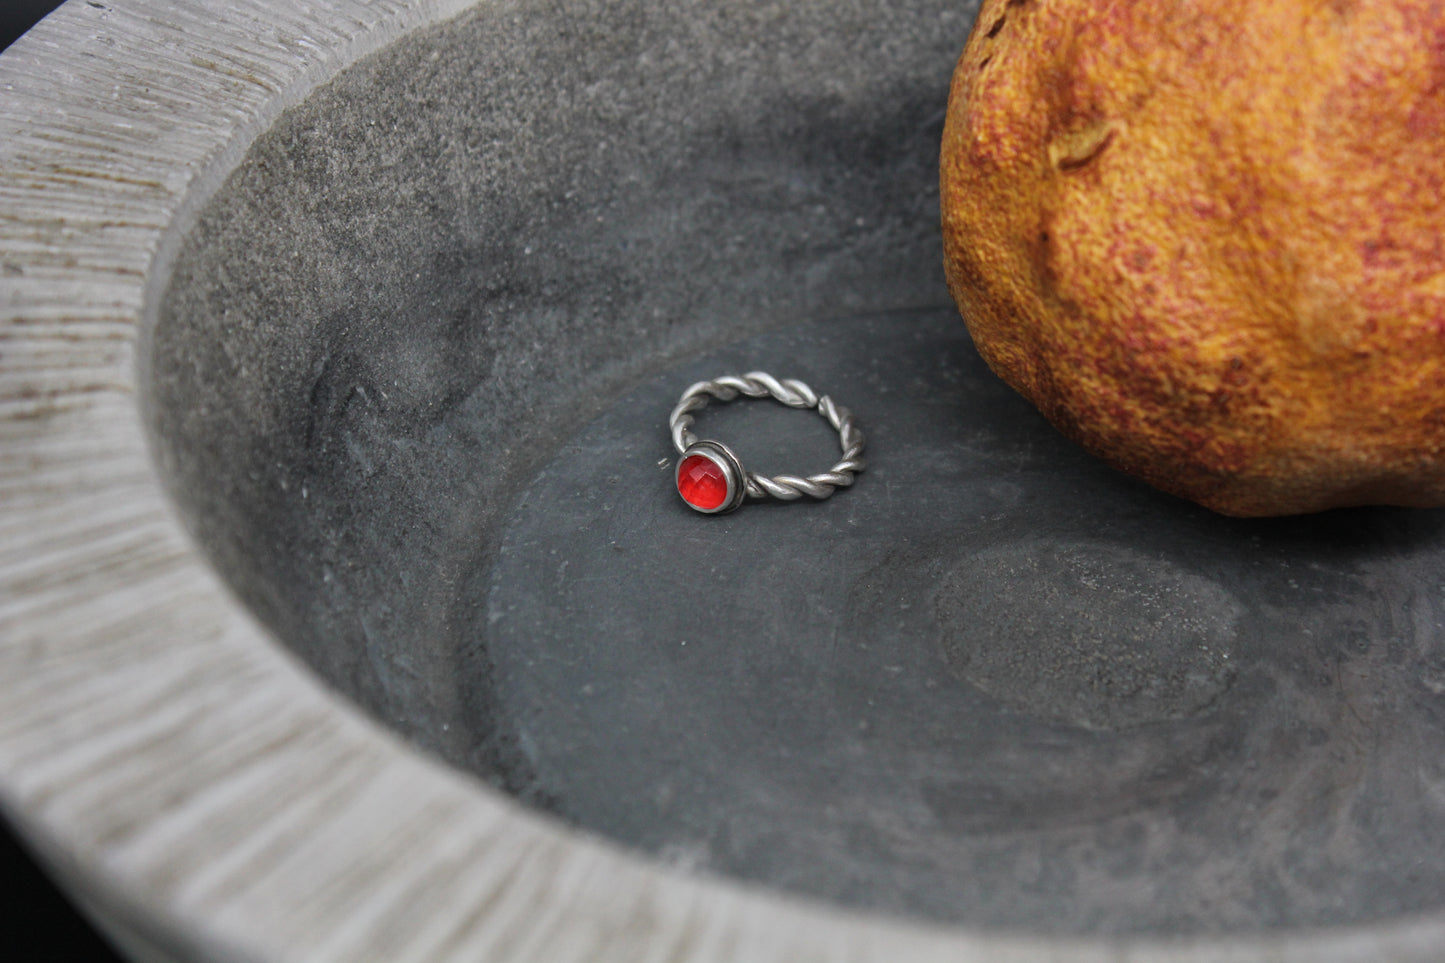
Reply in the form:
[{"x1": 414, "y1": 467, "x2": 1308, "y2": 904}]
[
  {"x1": 145, "y1": 0, "x2": 1445, "y2": 942},
  {"x1": 152, "y1": 0, "x2": 965, "y2": 799},
  {"x1": 486, "y1": 311, "x2": 1445, "y2": 934}
]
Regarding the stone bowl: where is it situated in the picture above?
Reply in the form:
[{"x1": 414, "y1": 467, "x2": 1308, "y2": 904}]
[{"x1": 5, "y1": 1, "x2": 1445, "y2": 960}]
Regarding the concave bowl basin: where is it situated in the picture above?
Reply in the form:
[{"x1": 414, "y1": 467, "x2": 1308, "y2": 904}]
[{"x1": 7, "y1": 1, "x2": 1445, "y2": 961}]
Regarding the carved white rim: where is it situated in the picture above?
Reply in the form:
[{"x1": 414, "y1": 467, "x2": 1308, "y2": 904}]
[{"x1": 1, "y1": 2, "x2": 1443, "y2": 961}]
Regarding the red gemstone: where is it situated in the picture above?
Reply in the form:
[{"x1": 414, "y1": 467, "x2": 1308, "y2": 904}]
[{"x1": 678, "y1": 453, "x2": 729, "y2": 510}]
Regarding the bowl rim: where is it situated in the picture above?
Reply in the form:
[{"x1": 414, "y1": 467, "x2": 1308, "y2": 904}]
[{"x1": 1, "y1": 1, "x2": 1443, "y2": 959}]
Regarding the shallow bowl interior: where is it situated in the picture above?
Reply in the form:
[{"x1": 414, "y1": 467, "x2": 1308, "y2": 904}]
[{"x1": 146, "y1": 0, "x2": 1445, "y2": 940}]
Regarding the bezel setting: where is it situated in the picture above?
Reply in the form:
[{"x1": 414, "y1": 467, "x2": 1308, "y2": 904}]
[{"x1": 676, "y1": 440, "x2": 747, "y2": 514}]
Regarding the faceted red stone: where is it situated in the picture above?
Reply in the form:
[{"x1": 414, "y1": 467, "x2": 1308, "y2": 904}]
[{"x1": 678, "y1": 453, "x2": 729, "y2": 510}]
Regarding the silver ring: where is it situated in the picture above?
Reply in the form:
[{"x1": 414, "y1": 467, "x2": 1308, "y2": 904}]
[{"x1": 669, "y1": 371, "x2": 866, "y2": 514}]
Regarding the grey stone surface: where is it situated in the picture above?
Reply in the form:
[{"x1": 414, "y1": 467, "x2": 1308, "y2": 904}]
[
  {"x1": 151, "y1": 0, "x2": 967, "y2": 785},
  {"x1": 145, "y1": 0, "x2": 1445, "y2": 943},
  {"x1": 488, "y1": 310, "x2": 1445, "y2": 934}
]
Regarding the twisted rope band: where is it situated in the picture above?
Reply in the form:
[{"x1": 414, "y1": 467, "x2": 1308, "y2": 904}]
[{"x1": 670, "y1": 371, "x2": 866, "y2": 510}]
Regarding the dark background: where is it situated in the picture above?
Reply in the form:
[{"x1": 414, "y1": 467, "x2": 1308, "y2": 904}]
[
  {"x1": 3, "y1": 1, "x2": 65, "y2": 50},
  {"x1": 4, "y1": 2, "x2": 130, "y2": 960}
]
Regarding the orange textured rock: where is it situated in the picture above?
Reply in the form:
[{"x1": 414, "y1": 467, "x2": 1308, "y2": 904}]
[{"x1": 940, "y1": 0, "x2": 1445, "y2": 516}]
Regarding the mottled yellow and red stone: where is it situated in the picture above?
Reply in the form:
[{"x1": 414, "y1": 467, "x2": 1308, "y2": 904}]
[{"x1": 941, "y1": 0, "x2": 1445, "y2": 516}]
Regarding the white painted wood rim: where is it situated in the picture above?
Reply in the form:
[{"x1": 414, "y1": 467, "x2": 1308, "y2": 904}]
[{"x1": 1, "y1": 1, "x2": 1442, "y2": 959}]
